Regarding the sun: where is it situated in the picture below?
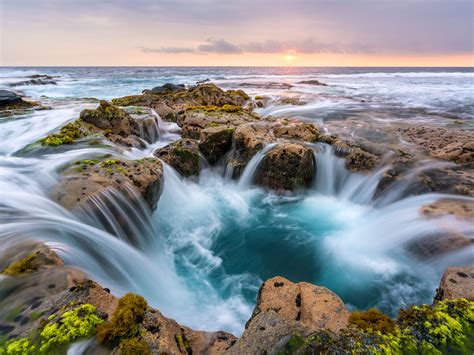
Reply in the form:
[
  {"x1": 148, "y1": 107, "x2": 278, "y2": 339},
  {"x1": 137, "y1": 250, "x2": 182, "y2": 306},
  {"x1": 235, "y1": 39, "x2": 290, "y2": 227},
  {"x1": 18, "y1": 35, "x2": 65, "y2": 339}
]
[{"x1": 283, "y1": 54, "x2": 297, "y2": 62}]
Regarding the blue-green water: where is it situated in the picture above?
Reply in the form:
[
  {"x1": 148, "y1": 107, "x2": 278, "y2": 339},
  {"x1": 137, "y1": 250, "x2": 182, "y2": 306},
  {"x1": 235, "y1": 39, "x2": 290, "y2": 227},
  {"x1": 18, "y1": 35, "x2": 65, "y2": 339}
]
[{"x1": 0, "y1": 67, "x2": 473, "y2": 335}]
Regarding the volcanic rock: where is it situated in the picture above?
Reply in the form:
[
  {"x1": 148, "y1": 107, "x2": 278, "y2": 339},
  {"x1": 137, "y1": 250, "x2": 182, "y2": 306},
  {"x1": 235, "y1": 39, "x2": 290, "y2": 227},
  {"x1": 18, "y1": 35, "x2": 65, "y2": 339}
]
[
  {"x1": 435, "y1": 266, "x2": 474, "y2": 301},
  {"x1": 155, "y1": 138, "x2": 201, "y2": 177}
]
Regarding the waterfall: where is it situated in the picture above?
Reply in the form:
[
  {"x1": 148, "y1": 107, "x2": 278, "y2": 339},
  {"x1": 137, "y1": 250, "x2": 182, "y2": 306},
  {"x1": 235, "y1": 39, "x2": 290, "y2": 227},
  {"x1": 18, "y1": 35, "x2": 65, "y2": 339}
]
[
  {"x1": 237, "y1": 143, "x2": 277, "y2": 188},
  {"x1": 312, "y1": 143, "x2": 388, "y2": 205}
]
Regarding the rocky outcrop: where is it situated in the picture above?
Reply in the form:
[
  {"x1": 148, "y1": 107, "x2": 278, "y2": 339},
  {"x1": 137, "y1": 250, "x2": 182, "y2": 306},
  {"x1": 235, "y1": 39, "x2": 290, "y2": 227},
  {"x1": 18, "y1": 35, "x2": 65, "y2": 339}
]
[
  {"x1": 9, "y1": 75, "x2": 58, "y2": 87},
  {"x1": 0, "y1": 90, "x2": 38, "y2": 110},
  {"x1": 155, "y1": 139, "x2": 201, "y2": 177},
  {"x1": 80, "y1": 100, "x2": 139, "y2": 138},
  {"x1": 111, "y1": 83, "x2": 249, "y2": 121},
  {"x1": 254, "y1": 143, "x2": 315, "y2": 191},
  {"x1": 1, "y1": 246, "x2": 63, "y2": 276},
  {"x1": 143, "y1": 82, "x2": 186, "y2": 94},
  {"x1": 52, "y1": 158, "x2": 163, "y2": 211},
  {"x1": 297, "y1": 80, "x2": 328, "y2": 86},
  {"x1": 399, "y1": 126, "x2": 474, "y2": 164},
  {"x1": 227, "y1": 276, "x2": 349, "y2": 354},
  {"x1": 435, "y1": 266, "x2": 474, "y2": 301}
]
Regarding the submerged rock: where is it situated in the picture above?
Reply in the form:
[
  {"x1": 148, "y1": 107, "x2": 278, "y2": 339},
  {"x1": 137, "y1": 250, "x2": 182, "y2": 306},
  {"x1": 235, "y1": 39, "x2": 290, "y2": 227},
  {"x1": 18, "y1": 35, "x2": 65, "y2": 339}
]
[
  {"x1": 53, "y1": 158, "x2": 163, "y2": 211},
  {"x1": 297, "y1": 79, "x2": 328, "y2": 86},
  {"x1": 9, "y1": 75, "x2": 58, "y2": 87},
  {"x1": 435, "y1": 266, "x2": 474, "y2": 301},
  {"x1": 254, "y1": 143, "x2": 315, "y2": 191},
  {"x1": 155, "y1": 138, "x2": 201, "y2": 177}
]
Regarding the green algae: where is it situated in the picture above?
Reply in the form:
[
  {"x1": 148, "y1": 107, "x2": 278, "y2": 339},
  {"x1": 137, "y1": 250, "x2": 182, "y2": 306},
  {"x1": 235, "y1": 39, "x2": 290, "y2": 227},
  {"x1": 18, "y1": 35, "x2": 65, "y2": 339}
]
[
  {"x1": 2, "y1": 253, "x2": 41, "y2": 276},
  {"x1": 119, "y1": 337, "x2": 150, "y2": 355}
]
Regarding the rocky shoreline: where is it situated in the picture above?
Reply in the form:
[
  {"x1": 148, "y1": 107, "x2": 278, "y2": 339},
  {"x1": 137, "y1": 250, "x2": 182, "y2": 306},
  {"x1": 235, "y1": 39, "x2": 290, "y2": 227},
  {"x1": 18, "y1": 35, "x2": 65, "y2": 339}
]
[{"x1": 1, "y1": 82, "x2": 473, "y2": 354}]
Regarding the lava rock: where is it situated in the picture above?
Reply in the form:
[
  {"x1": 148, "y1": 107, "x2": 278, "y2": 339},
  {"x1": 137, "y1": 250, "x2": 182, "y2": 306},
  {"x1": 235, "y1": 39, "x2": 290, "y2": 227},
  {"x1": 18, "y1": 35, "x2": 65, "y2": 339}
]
[
  {"x1": 199, "y1": 126, "x2": 235, "y2": 164},
  {"x1": 143, "y1": 83, "x2": 186, "y2": 94},
  {"x1": 155, "y1": 138, "x2": 201, "y2": 177}
]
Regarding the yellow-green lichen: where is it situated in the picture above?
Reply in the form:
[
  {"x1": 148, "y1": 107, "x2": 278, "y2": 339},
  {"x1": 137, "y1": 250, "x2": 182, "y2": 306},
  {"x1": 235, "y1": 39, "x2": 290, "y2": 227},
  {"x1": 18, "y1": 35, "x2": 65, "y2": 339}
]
[
  {"x1": 40, "y1": 120, "x2": 86, "y2": 147},
  {"x1": 119, "y1": 337, "x2": 150, "y2": 355},
  {"x1": 185, "y1": 104, "x2": 243, "y2": 113},
  {"x1": 0, "y1": 304, "x2": 103, "y2": 355},
  {"x1": 2, "y1": 254, "x2": 41, "y2": 276}
]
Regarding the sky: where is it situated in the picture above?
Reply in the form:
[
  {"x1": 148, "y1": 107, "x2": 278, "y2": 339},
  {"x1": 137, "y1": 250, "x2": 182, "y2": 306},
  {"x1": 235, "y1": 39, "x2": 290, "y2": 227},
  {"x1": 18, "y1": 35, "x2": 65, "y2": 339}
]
[{"x1": 1, "y1": 0, "x2": 473, "y2": 66}]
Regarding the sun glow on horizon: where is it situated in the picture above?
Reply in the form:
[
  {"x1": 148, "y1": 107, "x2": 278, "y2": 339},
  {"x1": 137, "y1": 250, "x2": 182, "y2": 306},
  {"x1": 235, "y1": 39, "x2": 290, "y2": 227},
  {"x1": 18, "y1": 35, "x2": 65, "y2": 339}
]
[{"x1": 283, "y1": 53, "x2": 297, "y2": 63}]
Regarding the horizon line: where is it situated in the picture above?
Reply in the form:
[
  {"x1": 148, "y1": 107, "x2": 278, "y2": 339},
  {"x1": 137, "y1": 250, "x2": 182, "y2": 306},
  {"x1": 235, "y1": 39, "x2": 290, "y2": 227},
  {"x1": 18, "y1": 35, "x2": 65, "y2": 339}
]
[{"x1": 1, "y1": 65, "x2": 473, "y2": 69}]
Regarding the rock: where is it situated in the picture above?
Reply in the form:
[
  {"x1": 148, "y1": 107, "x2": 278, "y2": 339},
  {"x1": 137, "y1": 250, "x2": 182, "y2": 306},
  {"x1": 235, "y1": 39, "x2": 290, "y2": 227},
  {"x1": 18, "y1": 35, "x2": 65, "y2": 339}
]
[
  {"x1": 80, "y1": 100, "x2": 139, "y2": 137},
  {"x1": 254, "y1": 143, "x2": 315, "y2": 191},
  {"x1": 9, "y1": 75, "x2": 58, "y2": 87},
  {"x1": 421, "y1": 199, "x2": 474, "y2": 220},
  {"x1": 399, "y1": 125, "x2": 474, "y2": 164},
  {"x1": 155, "y1": 139, "x2": 201, "y2": 177},
  {"x1": 179, "y1": 106, "x2": 257, "y2": 139},
  {"x1": 250, "y1": 276, "x2": 349, "y2": 333},
  {"x1": 52, "y1": 158, "x2": 163, "y2": 211},
  {"x1": 435, "y1": 266, "x2": 474, "y2": 301},
  {"x1": 408, "y1": 232, "x2": 473, "y2": 259},
  {"x1": 0, "y1": 90, "x2": 37, "y2": 110},
  {"x1": 2, "y1": 247, "x2": 63, "y2": 276},
  {"x1": 199, "y1": 126, "x2": 235, "y2": 164},
  {"x1": 143, "y1": 83, "x2": 186, "y2": 94},
  {"x1": 238, "y1": 82, "x2": 293, "y2": 90},
  {"x1": 112, "y1": 83, "x2": 249, "y2": 117},
  {"x1": 297, "y1": 80, "x2": 328, "y2": 86},
  {"x1": 225, "y1": 311, "x2": 308, "y2": 355},
  {"x1": 273, "y1": 120, "x2": 320, "y2": 142},
  {"x1": 228, "y1": 276, "x2": 349, "y2": 354}
]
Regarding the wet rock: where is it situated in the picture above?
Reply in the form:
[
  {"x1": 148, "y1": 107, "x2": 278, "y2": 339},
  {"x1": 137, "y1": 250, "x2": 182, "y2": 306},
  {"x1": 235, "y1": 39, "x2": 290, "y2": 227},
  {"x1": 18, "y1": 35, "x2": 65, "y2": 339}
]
[
  {"x1": 155, "y1": 138, "x2": 201, "y2": 177},
  {"x1": 435, "y1": 266, "x2": 474, "y2": 301},
  {"x1": 408, "y1": 232, "x2": 473, "y2": 259},
  {"x1": 9, "y1": 75, "x2": 58, "y2": 87},
  {"x1": 297, "y1": 80, "x2": 328, "y2": 86},
  {"x1": 238, "y1": 82, "x2": 293, "y2": 90},
  {"x1": 399, "y1": 125, "x2": 474, "y2": 164},
  {"x1": 52, "y1": 158, "x2": 163, "y2": 211},
  {"x1": 199, "y1": 126, "x2": 235, "y2": 164},
  {"x1": 80, "y1": 100, "x2": 139, "y2": 137},
  {"x1": 254, "y1": 143, "x2": 315, "y2": 191},
  {"x1": 421, "y1": 199, "x2": 474, "y2": 220},
  {"x1": 0, "y1": 90, "x2": 38, "y2": 110}
]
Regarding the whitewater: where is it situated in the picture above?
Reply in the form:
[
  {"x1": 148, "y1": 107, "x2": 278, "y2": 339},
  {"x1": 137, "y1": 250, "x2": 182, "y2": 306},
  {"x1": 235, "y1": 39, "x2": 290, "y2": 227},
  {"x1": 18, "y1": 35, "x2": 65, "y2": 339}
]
[{"x1": 0, "y1": 67, "x2": 473, "y2": 336}]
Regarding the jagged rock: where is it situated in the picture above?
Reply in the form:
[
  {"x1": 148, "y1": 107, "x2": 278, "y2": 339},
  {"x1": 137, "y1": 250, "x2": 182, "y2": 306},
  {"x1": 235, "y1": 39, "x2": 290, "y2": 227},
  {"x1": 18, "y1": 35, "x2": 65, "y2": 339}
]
[
  {"x1": 0, "y1": 90, "x2": 37, "y2": 110},
  {"x1": 254, "y1": 143, "x2": 315, "y2": 191},
  {"x1": 199, "y1": 126, "x2": 235, "y2": 164},
  {"x1": 52, "y1": 158, "x2": 163, "y2": 211},
  {"x1": 435, "y1": 266, "x2": 474, "y2": 301},
  {"x1": 9, "y1": 75, "x2": 58, "y2": 87},
  {"x1": 80, "y1": 100, "x2": 139, "y2": 137},
  {"x1": 155, "y1": 138, "x2": 201, "y2": 177}
]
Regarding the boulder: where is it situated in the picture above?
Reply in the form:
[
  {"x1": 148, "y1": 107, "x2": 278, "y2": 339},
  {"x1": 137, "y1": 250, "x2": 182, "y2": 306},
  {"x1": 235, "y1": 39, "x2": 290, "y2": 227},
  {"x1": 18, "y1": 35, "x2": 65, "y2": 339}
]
[
  {"x1": 435, "y1": 266, "x2": 474, "y2": 301},
  {"x1": 2, "y1": 247, "x2": 63, "y2": 276},
  {"x1": 199, "y1": 126, "x2": 235, "y2": 164},
  {"x1": 80, "y1": 100, "x2": 139, "y2": 137},
  {"x1": 297, "y1": 80, "x2": 328, "y2": 86},
  {"x1": 228, "y1": 276, "x2": 349, "y2": 354},
  {"x1": 155, "y1": 139, "x2": 201, "y2": 177},
  {"x1": 52, "y1": 158, "x2": 163, "y2": 211},
  {"x1": 254, "y1": 143, "x2": 315, "y2": 191}
]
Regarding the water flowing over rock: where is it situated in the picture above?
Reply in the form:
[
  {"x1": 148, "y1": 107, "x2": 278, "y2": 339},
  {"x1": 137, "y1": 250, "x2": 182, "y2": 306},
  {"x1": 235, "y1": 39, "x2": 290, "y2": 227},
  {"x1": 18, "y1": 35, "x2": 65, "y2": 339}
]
[
  {"x1": 199, "y1": 126, "x2": 235, "y2": 164},
  {"x1": 254, "y1": 143, "x2": 315, "y2": 191},
  {"x1": 155, "y1": 138, "x2": 201, "y2": 177},
  {"x1": 52, "y1": 158, "x2": 163, "y2": 211}
]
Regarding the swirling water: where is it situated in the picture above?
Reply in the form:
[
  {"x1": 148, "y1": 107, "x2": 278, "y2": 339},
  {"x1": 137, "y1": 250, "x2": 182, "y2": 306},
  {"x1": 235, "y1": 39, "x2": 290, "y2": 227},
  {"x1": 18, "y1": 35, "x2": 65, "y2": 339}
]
[{"x1": 0, "y1": 67, "x2": 473, "y2": 336}]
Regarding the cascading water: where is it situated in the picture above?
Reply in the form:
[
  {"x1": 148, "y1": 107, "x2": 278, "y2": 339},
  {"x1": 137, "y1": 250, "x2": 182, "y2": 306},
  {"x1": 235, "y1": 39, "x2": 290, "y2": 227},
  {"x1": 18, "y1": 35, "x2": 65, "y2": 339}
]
[{"x1": 1, "y1": 67, "x2": 473, "y2": 340}]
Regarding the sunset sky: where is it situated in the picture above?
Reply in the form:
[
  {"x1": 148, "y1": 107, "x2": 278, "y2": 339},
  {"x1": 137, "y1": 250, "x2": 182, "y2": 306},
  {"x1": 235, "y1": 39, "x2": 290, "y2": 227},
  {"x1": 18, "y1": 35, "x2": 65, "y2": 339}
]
[{"x1": 1, "y1": 0, "x2": 473, "y2": 66}]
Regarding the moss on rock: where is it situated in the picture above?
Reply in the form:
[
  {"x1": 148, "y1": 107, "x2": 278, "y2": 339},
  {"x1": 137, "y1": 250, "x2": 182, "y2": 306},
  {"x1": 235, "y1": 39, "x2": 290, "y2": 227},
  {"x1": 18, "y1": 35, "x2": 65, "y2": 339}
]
[{"x1": 40, "y1": 120, "x2": 86, "y2": 147}]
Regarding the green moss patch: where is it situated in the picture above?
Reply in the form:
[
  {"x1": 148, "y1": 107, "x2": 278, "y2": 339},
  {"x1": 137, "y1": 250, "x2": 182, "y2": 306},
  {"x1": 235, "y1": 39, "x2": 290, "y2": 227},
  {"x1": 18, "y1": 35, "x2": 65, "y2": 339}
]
[
  {"x1": 96, "y1": 293, "x2": 149, "y2": 352},
  {"x1": 40, "y1": 120, "x2": 86, "y2": 147}
]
